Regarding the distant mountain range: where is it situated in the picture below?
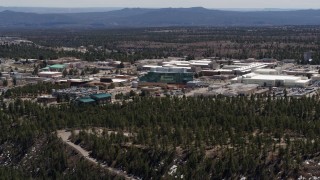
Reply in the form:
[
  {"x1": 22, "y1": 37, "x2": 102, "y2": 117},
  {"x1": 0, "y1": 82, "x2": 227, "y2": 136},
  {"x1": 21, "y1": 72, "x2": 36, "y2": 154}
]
[
  {"x1": 0, "y1": 7, "x2": 122, "y2": 14},
  {"x1": 1, "y1": 7, "x2": 320, "y2": 28}
]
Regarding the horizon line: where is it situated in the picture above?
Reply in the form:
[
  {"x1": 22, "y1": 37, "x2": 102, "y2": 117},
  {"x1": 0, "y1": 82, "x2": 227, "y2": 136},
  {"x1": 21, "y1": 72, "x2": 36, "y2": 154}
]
[{"x1": 0, "y1": 6, "x2": 316, "y2": 10}]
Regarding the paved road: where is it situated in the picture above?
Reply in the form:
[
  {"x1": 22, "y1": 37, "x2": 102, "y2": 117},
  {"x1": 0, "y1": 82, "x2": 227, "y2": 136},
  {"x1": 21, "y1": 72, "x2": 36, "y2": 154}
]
[{"x1": 57, "y1": 130, "x2": 137, "y2": 180}]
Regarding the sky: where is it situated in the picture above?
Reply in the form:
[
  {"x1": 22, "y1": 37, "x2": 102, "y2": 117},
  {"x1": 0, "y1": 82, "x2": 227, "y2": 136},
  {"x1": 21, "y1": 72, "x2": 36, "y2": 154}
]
[{"x1": 0, "y1": 0, "x2": 320, "y2": 9}]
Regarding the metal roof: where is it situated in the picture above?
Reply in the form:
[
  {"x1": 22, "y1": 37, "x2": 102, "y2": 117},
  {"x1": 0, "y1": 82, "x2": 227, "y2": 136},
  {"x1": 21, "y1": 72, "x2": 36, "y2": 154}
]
[
  {"x1": 78, "y1": 97, "x2": 95, "y2": 103},
  {"x1": 50, "y1": 64, "x2": 66, "y2": 69},
  {"x1": 42, "y1": 67, "x2": 50, "y2": 70},
  {"x1": 91, "y1": 93, "x2": 112, "y2": 99}
]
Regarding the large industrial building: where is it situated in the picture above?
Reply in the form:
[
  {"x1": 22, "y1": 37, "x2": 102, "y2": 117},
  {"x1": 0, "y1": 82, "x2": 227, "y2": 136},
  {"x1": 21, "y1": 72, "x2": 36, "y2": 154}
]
[
  {"x1": 161, "y1": 59, "x2": 213, "y2": 68},
  {"x1": 231, "y1": 72, "x2": 311, "y2": 87},
  {"x1": 141, "y1": 59, "x2": 216, "y2": 71},
  {"x1": 200, "y1": 62, "x2": 276, "y2": 77},
  {"x1": 139, "y1": 67, "x2": 194, "y2": 84}
]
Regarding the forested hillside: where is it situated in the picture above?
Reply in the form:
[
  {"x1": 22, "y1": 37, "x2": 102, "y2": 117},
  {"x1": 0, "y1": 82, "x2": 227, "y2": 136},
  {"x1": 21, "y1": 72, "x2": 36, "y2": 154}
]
[
  {"x1": 2, "y1": 27, "x2": 320, "y2": 63},
  {"x1": 1, "y1": 90, "x2": 320, "y2": 178}
]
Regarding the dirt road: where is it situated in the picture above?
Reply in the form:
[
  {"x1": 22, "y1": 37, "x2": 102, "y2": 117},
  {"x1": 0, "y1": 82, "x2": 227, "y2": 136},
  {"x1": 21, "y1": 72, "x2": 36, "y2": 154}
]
[{"x1": 57, "y1": 130, "x2": 137, "y2": 180}]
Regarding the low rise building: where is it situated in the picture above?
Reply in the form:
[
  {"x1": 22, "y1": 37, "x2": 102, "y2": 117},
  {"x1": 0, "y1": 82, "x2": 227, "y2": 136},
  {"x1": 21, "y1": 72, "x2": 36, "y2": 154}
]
[
  {"x1": 38, "y1": 71, "x2": 62, "y2": 78},
  {"x1": 41, "y1": 64, "x2": 66, "y2": 72},
  {"x1": 139, "y1": 67, "x2": 194, "y2": 84},
  {"x1": 90, "y1": 93, "x2": 112, "y2": 104},
  {"x1": 76, "y1": 97, "x2": 96, "y2": 105},
  {"x1": 67, "y1": 78, "x2": 94, "y2": 86},
  {"x1": 231, "y1": 73, "x2": 311, "y2": 87},
  {"x1": 311, "y1": 74, "x2": 320, "y2": 82},
  {"x1": 253, "y1": 69, "x2": 279, "y2": 75}
]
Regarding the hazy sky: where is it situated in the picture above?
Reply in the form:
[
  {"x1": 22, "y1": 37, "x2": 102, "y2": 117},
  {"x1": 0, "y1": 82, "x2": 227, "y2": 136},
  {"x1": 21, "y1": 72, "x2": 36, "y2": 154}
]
[{"x1": 1, "y1": 0, "x2": 320, "y2": 8}]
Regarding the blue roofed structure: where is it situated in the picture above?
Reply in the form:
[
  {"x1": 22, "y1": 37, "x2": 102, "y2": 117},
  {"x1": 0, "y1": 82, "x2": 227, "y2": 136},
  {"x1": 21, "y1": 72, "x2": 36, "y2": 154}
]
[
  {"x1": 49, "y1": 64, "x2": 66, "y2": 72},
  {"x1": 90, "y1": 93, "x2": 112, "y2": 104},
  {"x1": 77, "y1": 97, "x2": 96, "y2": 105}
]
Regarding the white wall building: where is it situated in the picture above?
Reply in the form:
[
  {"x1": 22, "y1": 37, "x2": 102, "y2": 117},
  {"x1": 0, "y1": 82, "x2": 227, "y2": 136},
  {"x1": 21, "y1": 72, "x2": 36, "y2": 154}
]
[
  {"x1": 253, "y1": 69, "x2": 279, "y2": 75},
  {"x1": 38, "y1": 72, "x2": 62, "y2": 78},
  {"x1": 231, "y1": 73, "x2": 310, "y2": 87},
  {"x1": 161, "y1": 59, "x2": 213, "y2": 68}
]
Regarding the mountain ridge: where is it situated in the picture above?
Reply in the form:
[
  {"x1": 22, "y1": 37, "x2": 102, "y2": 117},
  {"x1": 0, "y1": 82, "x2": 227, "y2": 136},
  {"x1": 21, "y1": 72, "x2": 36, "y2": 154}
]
[{"x1": 1, "y1": 7, "x2": 320, "y2": 28}]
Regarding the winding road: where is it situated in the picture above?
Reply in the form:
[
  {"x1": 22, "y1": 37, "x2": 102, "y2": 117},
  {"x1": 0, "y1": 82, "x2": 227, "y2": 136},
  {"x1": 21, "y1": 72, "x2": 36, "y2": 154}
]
[{"x1": 57, "y1": 130, "x2": 137, "y2": 180}]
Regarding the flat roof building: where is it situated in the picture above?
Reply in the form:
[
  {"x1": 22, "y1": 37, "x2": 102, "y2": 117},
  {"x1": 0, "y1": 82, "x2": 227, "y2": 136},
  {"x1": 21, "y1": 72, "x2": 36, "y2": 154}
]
[
  {"x1": 38, "y1": 71, "x2": 62, "y2": 78},
  {"x1": 140, "y1": 67, "x2": 194, "y2": 84},
  {"x1": 231, "y1": 73, "x2": 311, "y2": 87},
  {"x1": 253, "y1": 69, "x2": 279, "y2": 75},
  {"x1": 77, "y1": 97, "x2": 96, "y2": 105},
  {"x1": 49, "y1": 64, "x2": 66, "y2": 72},
  {"x1": 41, "y1": 64, "x2": 66, "y2": 72},
  {"x1": 90, "y1": 93, "x2": 112, "y2": 104},
  {"x1": 67, "y1": 78, "x2": 94, "y2": 86}
]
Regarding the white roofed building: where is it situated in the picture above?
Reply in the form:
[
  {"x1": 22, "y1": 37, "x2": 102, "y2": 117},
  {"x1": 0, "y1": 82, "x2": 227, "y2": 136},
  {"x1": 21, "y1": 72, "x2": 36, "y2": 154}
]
[
  {"x1": 38, "y1": 71, "x2": 62, "y2": 78},
  {"x1": 231, "y1": 73, "x2": 311, "y2": 87},
  {"x1": 254, "y1": 69, "x2": 279, "y2": 75}
]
